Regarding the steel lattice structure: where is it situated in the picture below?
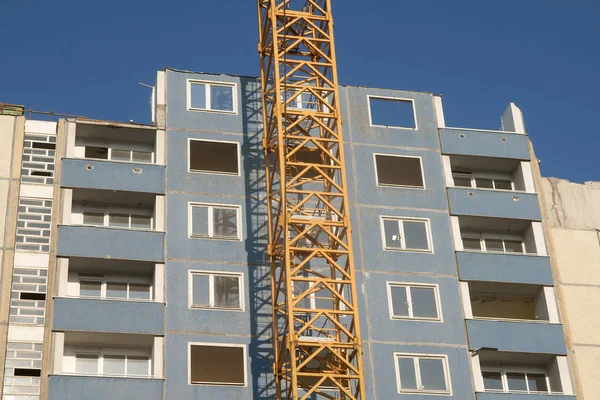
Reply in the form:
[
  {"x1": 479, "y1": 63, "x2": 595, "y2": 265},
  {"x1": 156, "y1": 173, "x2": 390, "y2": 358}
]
[{"x1": 257, "y1": 1, "x2": 366, "y2": 399}]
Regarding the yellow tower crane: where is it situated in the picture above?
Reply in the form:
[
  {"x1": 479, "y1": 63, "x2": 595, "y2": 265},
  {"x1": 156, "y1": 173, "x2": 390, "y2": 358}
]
[{"x1": 257, "y1": 1, "x2": 366, "y2": 399}]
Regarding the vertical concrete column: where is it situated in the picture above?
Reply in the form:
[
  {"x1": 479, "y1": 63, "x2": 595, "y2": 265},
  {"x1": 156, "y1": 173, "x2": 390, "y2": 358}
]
[
  {"x1": 459, "y1": 282, "x2": 473, "y2": 319},
  {"x1": 433, "y1": 96, "x2": 445, "y2": 128},
  {"x1": 153, "y1": 336, "x2": 164, "y2": 379},
  {"x1": 154, "y1": 195, "x2": 165, "y2": 232},
  {"x1": 470, "y1": 353, "x2": 484, "y2": 392},
  {"x1": 500, "y1": 102, "x2": 526, "y2": 134},
  {"x1": 51, "y1": 332, "x2": 65, "y2": 374},
  {"x1": 441, "y1": 156, "x2": 453, "y2": 187},
  {"x1": 64, "y1": 121, "x2": 76, "y2": 158},
  {"x1": 555, "y1": 356, "x2": 575, "y2": 395},
  {"x1": 450, "y1": 216, "x2": 463, "y2": 251},
  {"x1": 531, "y1": 222, "x2": 548, "y2": 256},
  {"x1": 55, "y1": 258, "x2": 69, "y2": 298},
  {"x1": 544, "y1": 286, "x2": 560, "y2": 323},
  {"x1": 156, "y1": 130, "x2": 166, "y2": 166},
  {"x1": 155, "y1": 71, "x2": 166, "y2": 130},
  {"x1": 60, "y1": 189, "x2": 73, "y2": 225},
  {"x1": 154, "y1": 263, "x2": 165, "y2": 303}
]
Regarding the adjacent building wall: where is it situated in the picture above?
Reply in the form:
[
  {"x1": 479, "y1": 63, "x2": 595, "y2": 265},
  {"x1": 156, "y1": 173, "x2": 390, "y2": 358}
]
[{"x1": 540, "y1": 177, "x2": 600, "y2": 400}]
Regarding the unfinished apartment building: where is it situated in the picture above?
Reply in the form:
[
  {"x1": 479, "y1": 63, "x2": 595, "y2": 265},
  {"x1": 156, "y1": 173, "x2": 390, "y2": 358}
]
[{"x1": 0, "y1": 68, "x2": 580, "y2": 399}]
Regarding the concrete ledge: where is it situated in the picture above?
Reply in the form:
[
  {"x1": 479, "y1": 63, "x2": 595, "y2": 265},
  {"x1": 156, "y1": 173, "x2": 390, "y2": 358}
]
[
  {"x1": 448, "y1": 187, "x2": 541, "y2": 221},
  {"x1": 440, "y1": 128, "x2": 530, "y2": 160},
  {"x1": 457, "y1": 251, "x2": 553, "y2": 285},
  {"x1": 477, "y1": 393, "x2": 576, "y2": 400},
  {"x1": 48, "y1": 375, "x2": 163, "y2": 400}
]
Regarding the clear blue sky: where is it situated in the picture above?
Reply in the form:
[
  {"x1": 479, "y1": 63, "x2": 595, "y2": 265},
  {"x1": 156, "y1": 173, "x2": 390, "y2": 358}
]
[{"x1": 1, "y1": 0, "x2": 598, "y2": 182}]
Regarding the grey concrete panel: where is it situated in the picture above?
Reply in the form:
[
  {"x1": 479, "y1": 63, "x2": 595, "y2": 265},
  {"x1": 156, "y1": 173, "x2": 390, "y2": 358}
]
[
  {"x1": 48, "y1": 375, "x2": 163, "y2": 400},
  {"x1": 467, "y1": 319, "x2": 567, "y2": 354},
  {"x1": 369, "y1": 342, "x2": 475, "y2": 399},
  {"x1": 61, "y1": 158, "x2": 165, "y2": 194},
  {"x1": 448, "y1": 187, "x2": 541, "y2": 220},
  {"x1": 440, "y1": 128, "x2": 531, "y2": 160},
  {"x1": 165, "y1": 333, "x2": 272, "y2": 400},
  {"x1": 53, "y1": 297, "x2": 164, "y2": 335},
  {"x1": 57, "y1": 225, "x2": 164, "y2": 262},
  {"x1": 457, "y1": 252, "x2": 553, "y2": 285}
]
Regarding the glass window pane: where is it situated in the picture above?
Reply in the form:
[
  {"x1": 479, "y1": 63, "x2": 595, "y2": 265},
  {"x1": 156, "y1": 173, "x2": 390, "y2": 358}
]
[
  {"x1": 507, "y1": 372, "x2": 528, "y2": 391},
  {"x1": 419, "y1": 358, "x2": 447, "y2": 391},
  {"x1": 410, "y1": 287, "x2": 438, "y2": 319},
  {"x1": 80, "y1": 281, "x2": 101, "y2": 297},
  {"x1": 76, "y1": 354, "x2": 98, "y2": 374},
  {"x1": 403, "y1": 221, "x2": 429, "y2": 250},
  {"x1": 132, "y1": 151, "x2": 152, "y2": 163},
  {"x1": 213, "y1": 208, "x2": 238, "y2": 238},
  {"x1": 475, "y1": 178, "x2": 494, "y2": 189},
  {"x1": 129, "y1": 284, "x2": 150, "y2": 300},
  {"x1": 191, "y1": 206, "x2": 209, "y2": 237},
  {"x1": 192, "y1": 274, "x2": 210, "y2": 307},
  {"x1": 103, "y1": 355, "x2": 126, "y2": 375},
  {"x1": 190, "y1": 83, "x2": 207, "y2": 109},
  {"x1": 109, "y1": 213, "x2": 129, "y2": 228},
  {"x1": 397, "y1": 357, "x2": 417, "y2": 390},
  {"x1": 111, "y1": 149, "x2": 131, "y2": 162},
  {"x1": 390, "y1": 286, "x2": 409, "y2": 317},
  {"x1": 127, "y1": 356, "x2": 149, "y2": 376},
  {"x1": 494, "y1": 179, "x2": 513, "y2": 190},
  {"x1": 383, "y1": 219, "x2": 402, "y2": 249},
  {"x1": 527, "y1": 373, "x2": 548, "y2": 392},
  {"x1": 485, "y1": 238, "x2": 504, "y2": 252},
  {"x1": 83, "y1": 212, "x2": 104, "y2": 226},
  {"x1": 504, "y1": 240, "x2": 524, "y2": 253},
  {"x1": 482, "y1": 371, "x2": 503, "y2": 391},
  {"x1": 106, "y1": 282, "x2": 128, "y2": 299},
  {"x1": 214, "y1": 275, "x2": 240, "y2": 308},
  {"x1": 210, "y1": 85, "x2": 234, "y2": 112},
  {"x1": 453, "y1": 176, "x2": 472, "y2": 187},
  {"x1": 85, "y1": 146, "x2": 108, "y2": 160},
  {"x1": 131, "y1": 215, "x2": 152, "y2": 229},
  {"x1": 462, "y1": 237, "x2": 482, "y2": 251}
]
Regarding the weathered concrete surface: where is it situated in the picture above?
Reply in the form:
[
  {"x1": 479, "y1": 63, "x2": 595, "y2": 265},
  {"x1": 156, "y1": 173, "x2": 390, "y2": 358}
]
[
  {"x1": 551, "y1": 228, "x2": 600, "y2": 285},
  {"x1": 542, "y1": 178, "x2": 600, "y2": 230},
  {"x1": 0, "y1": 116, "x2": 15, "y2": 179},
  {"x1": 0, "y1": 181, "x2": 8, "y2": 246}
]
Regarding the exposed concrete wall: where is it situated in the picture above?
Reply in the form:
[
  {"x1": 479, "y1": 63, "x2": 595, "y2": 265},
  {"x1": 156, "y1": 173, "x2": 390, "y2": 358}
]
[{"x1": 539, "y1": 176, "x2": 600, "y2": 399}]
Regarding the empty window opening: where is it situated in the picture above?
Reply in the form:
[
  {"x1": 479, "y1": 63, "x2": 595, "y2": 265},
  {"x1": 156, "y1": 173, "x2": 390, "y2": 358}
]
[
  {"x1": 85, "y1": 146, "x2": 109, "y2": 160},
  {"x1": 395, "y1": 354, "x2": 450, "y2": 394},
  {"x1": 31, "y1": 171, "x2": 52, "y2": 177},
  {"x1": 469, "y1": 282, "x2": 550, "y2": 322},
  {"x1": 369, "y1": 97, "x2": 416, "y2": 129},
  {"x1": 388, "y1": 283, "x2": 440, "y2": 320},
  {"x1": 382, "y1": 217, "x2": 431, "y2": 252},
  {"x1": 189, "y1": 140, "x2": 239, "y2": 175},
  {"x1": 375, "y1": 155, "x2": 424, "y2": 188},
  {"x1": 32, "y1": 142, "x2": 56, "y2": 150},
  {"x1": 14, "y1": 368, "x2": 41, "y2": 377},
  {"x1": 190, "y1": 344, "x2": 246, "y2": 385},
  {"x1": 190, "y1": 271, "x2": 242, "y2": 310},
  {"x1": 190, "y1": 203, "x2": 240, "y2": 240},
  {"x1": 20, "y1": 292, "x2": 46, "y2": 301},
  {"x1": 189, "y1": 81, "x2": 235, "y2": 113}
]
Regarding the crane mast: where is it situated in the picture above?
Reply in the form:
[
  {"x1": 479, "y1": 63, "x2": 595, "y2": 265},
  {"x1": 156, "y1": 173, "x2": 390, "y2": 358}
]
[{"x1": 257, "y1": 1, "x2": 366, "y2": 399}]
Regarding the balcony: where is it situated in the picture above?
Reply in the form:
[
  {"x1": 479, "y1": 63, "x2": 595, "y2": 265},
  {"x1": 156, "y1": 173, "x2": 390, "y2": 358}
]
[
  {"x1": 440, "y1": 128, "x2": 530, "y2": 160},
  {"x1": 448, "y1": 187, "x2": 540, "y2": 220},
  {"x1": 48, "y1": 375, "x2": 163, "y2": 400},
  {"x1": 61, "y1": 158, "x2": 165, "y2": 194},
  {"x1": 457, "y1": 252, "x2": 552, "y2": 285},
  {"x1": 53, "y1": 297, "x2": 164, "y2": 335}
]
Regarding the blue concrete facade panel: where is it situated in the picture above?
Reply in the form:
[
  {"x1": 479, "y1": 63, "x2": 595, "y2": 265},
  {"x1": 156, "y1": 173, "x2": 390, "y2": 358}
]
[
  {"x1": 165, "y1": 334, "x2": 272, "y2": 400},
  {"x1": 48, "y1": 375, "x2": 163, "y2": 400},
  {"x1": 456, "y1": 252, "x2": 554, "y2": 285},
  {"x1": 61, "y1": 158, "x2": 165, "y2": 194},
  {"x1": 370, "y1": 342, "x2": 475, "y2": 399},
  {"x1": 439, "y1": 128, "x2": 531, "y2": 160},
  {"x1": 57, "y1": 225, "x2": 164, "y2": 262},
  {"x1": 477, "y1": 393, "x2": 576, "y2": 400},
  {"x1": 448, "y1": 187, "x2": 541, "y2": 220},
  {"x1": 341, "y1": 87, "x2": 440, "y2": 150},
  {"x1": 165, "y1": 261, "x2": 270, "y2": 335},
  {"x1": 357, "y1": 207, "x2": 458, "y2": 275},
  {"x1": 363, "y1": 273, "x2": 467, "y2": 345},
  {"x1": 467, "y1": 320, "x2": 567, "y2": 354},
  {"x1": 53, "y1": 297, "x2": 164, "y2": 335},
  {"x1": 350, "y1": 144, "x2": 449, "y2": 211}
]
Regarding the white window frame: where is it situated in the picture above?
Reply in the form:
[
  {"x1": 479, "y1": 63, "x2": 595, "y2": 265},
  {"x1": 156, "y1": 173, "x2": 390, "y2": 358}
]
[
  {"x1": 187, "y1": 138, "x2": 241, "y2": 176},
  {"x1": 481, "y1": 365, "x2": 553, "y2": 394},
  {"x1": 188, "y1": 270, "x2": 245, "y2": 312},
  {"x1": 76, "y1": 273, "x2": 153, "y2": 302},
  {"x1": 188, "y1": 202, "x2": 242, "y2": 241},
  {"x1": 461, "y1": 232, "x2": 526, "y2": 254},
  {"x1": 188, "y1": 342, "x2": 248, "y2": 386},
  {"x1": 367, "y1": 95, "x2": 418, "y2": 130},
  {"x1": 373, "y1": 153, "x2": 426, "y2": 190},
  {"x1": 394, "y1": 353, "x2": 452, "y2": 395},
  {"x1": 187, "y1": 79, "x2": 238, "y2": 114},
  {"x1": 386, "y1": 282, "x2": 442, "y2": 322},
  {"x1": 73, "y1": 347, "x2": 151, "y2": 378},
  {"x1": 380, "y1": 216, "x2": 433, "y2": 253},
  {"x1": 452, "y1": 171, "x2": 516, "y2": 191},
  {"x1": 81, "y1": 206, "x2": 154, "y2": 230},
  {"x1": 79, "y1": 140, "x2": 155, "y2": 164}
]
